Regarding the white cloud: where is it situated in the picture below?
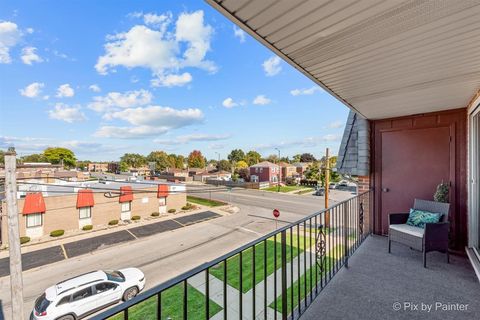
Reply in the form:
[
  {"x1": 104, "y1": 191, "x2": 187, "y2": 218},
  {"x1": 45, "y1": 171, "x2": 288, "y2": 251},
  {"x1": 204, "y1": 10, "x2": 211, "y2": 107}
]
[
  {"x1": 21, "y1": 46, "x2": 43, "y2": 65},
  {"x1": 290, "y1": 86, "x2": 322, "y2": 96},
  {"x1": 56, "y1": 84, "x2": 75, "y2": 98},
  {"x1": 253, "y1": 95, "x2": 271, "y2": 105},
  {"x1": 155, "y1": 133, "x2": 230, "y2": 144},
  {"x1": 143, "y1": 12, "x2": 172, "y2": 33},
  {"x1": 222, "y1": 97, "x2": 238, "y2": 108},
  {"x1": 88, "y1": 89, "x2": 152, "y2": 112},
  {"x1": 48, "y1": 103, "x2": 86, "y2": 123},
  {"x1": 89, "y1": 84, "x2": 101, "y2": 92},
  {"x1": 327, "y1": 120, "x2": 344, "y2": 129},
  {"x1": 95, "y1": 105, "x2": 204, "y2": 139},
  {"x1": 95, "y1": 10, "x2": 215, "y2": 86},
  {"x1": 19, "y1": 82, "x2": 44, "y2": 98},
  {"x1": 233, "y1": 26, "x2": 246, "y2": 43},
  {"x1": 94, "y1": 125, "x2": 169, "y2": 139},
  {"x1": 262, "y1": 56, "x2": 282, "y2": 76},
  {"x1": 106, "y1": 105, "x2": 203, "y2": 127},
  {"x1": 151, "y1": 72, "x2": 192, "y2": 87},
  {"x1": 26, "y1": 27, "x2": 34, "y2": 34},
  {"x1": 0, "y1": 21, "x2": 22, "y2": 63}
]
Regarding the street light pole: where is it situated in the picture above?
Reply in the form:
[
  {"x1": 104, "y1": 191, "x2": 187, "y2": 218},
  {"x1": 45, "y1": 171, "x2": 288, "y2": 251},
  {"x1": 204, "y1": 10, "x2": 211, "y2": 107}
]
[{"x1": 275, "y1": 148, "x2": 281, "y2": 192}]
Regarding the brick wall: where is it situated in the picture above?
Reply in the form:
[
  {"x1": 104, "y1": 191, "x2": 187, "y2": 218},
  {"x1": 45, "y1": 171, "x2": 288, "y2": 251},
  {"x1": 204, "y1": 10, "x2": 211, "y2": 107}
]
[
  {"x1": 357, "y1": 175, "x2": 372, "y2": 235},
  {"x1": 1, "y1": 186, "x2": 186, "y2": 244}
]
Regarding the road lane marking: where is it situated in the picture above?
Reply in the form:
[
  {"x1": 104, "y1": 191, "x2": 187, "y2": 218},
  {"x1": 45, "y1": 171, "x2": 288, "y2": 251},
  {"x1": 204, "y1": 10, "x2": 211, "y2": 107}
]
[
  {"x1": 237, "y1": 226, "x2": 262, "y2": 236},
  {"x1": 125, "y1": 229, "x2": 138, "y2": 240},
  {"x1": 60, "y1": 244, "x2": 68, "y2": 259}
]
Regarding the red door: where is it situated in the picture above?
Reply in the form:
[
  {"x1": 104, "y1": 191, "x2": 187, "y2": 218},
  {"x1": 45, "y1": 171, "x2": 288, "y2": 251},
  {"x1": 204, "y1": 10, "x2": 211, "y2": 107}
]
[{"x1": 380, "y1": 127, "x2": 451, "y2": 234}]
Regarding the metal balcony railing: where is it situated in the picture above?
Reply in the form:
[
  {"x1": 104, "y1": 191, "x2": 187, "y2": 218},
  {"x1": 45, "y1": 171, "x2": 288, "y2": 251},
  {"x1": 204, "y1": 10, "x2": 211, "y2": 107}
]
[{"x1": 91, "y1": 191, "x2": 371, "y2": 320}]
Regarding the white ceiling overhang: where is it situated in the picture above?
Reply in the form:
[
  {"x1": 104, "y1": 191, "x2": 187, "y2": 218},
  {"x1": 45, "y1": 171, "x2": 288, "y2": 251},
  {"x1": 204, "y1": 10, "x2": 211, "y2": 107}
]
[{"x1": 206, "y1": 0, "x2": 480, "y2": 119}]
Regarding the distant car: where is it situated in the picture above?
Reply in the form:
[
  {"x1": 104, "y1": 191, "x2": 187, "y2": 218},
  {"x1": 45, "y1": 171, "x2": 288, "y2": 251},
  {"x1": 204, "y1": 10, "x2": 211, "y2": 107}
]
[
  {"x1": 329, "y1": 183, "x2": 336, "y2": 189},
  {"x1": 315, "y1": 187, "x2": 325, "y2": 196},
  {"x1": 31, "y1": 268, "x2": 145, "y2": 320},
  {"x1": 337, "y1": 181, "x2": 348, "y2": 188}
]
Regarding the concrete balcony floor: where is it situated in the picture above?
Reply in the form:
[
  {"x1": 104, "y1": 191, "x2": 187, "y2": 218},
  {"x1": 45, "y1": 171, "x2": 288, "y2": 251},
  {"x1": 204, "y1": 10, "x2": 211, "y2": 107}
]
[{"x1": 301, "y1": 235, "x2": 479, "y2": 320}]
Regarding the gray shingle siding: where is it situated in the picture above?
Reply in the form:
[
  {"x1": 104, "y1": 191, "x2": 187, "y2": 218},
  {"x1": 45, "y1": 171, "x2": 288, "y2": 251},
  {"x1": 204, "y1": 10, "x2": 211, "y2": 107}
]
[{"x1": 336, "y1": 111, "x2": 370, "y2": 176}]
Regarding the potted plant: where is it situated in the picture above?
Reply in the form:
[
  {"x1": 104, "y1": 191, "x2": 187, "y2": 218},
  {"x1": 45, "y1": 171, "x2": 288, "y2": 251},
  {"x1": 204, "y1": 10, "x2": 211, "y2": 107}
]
[{"x1": 434, "y1": 181, "x2": 449, "y2": 203}]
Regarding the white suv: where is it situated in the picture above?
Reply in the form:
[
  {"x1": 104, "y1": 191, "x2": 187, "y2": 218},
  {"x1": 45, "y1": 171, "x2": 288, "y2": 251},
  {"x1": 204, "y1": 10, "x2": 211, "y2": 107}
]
[{"x1": 31, "y1": 268, "x2": 146, "y2": 320}]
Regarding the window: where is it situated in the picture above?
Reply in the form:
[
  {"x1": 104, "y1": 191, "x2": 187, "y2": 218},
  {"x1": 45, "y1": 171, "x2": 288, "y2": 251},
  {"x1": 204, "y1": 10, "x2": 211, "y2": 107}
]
[
  {"x1": 34, "y1": 293, "x2": 51, "y2": 313},
  {"x1": 79, "y1": 207, "x2": 91, "y2": 219},
  {"x1": 121, "y1": 202, "x2": 131, "y2": 212},
  {"x1": 104, "y1": 270, "x2": 125, "y2": 282},
  {"x1": 26, "y1": 213, "x2": 42, "y2": 228},
  {"x1": 95, "y1": 282, "x2": 117, "y2": 293},
  {"x1": 72, "y1": 287, "x2": 93, "y2": 301},
  {"x1": 255, "y1": 167, "x2": 258, "y2": 173},
  {"x1": 56, "y1": 295, "x2": 71, "y2": 306},
  {"x1": 259, "y1": 168, "x2": 263, "y2": 173}
]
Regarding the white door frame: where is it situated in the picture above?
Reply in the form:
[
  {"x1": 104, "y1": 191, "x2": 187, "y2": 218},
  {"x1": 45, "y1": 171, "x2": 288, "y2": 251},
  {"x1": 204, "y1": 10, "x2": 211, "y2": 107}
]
[{"x1": 468, "y1": 100, "x2": 480, "y2": 260}]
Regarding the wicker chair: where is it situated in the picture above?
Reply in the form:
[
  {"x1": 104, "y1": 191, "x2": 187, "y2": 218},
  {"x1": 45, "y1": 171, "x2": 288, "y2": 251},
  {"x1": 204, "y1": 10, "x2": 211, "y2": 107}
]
[{"x1": 388, "y1": 199, "x2": 450, "y2": 268}]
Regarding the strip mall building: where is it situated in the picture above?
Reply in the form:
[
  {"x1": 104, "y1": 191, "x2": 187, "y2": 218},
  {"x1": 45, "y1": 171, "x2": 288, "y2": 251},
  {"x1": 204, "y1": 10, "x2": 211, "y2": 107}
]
[{"x1": 0, "y1": 181, "x2": 186, "y2": 244}]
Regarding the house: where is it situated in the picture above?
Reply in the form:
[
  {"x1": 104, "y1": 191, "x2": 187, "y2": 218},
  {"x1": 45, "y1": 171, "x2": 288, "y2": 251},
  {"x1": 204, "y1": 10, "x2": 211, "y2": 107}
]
[
  {"x1": 278, "y1": 162, "x2": 297, "y2": 182},
  {"x1": 188, "y1": 167, "x2": 205, "y2": 177},
  {"x1": 87, "y1": 163, "x2": 108, "y2": 172},
  {"x1": 107, "y1": 162, "x2": 119, "y2": 173},
  {"x1": 193, "y1": 170, "x2": 232, "y2": 182},
  {"x1": 292, "y1": 162, "x2": 311, "y2": 177},
  {"x1": 0, "y1": 181, "x2": 186, "y2": 244},
  {"x1": 249, "y1": 161, "x2": 281, "y2": 183}
]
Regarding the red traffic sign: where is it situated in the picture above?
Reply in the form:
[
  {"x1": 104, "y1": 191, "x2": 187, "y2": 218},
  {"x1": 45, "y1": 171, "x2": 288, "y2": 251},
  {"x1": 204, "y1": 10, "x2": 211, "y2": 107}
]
[{"x1": 273, "y1": 209, "x2": 280, "y2": 218}]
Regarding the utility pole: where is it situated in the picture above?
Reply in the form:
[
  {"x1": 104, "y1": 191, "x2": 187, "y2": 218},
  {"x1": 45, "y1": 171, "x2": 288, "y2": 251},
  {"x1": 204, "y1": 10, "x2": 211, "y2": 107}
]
[
  {"x1": 325, "y1": 148, "x2": 330, "y2": 228},
  {"x1": 275, "y1": 148, "x2": 281, "y2": 192},
  {"x1": 5, "y1": 148, "x2": 25, "y2": 319}
]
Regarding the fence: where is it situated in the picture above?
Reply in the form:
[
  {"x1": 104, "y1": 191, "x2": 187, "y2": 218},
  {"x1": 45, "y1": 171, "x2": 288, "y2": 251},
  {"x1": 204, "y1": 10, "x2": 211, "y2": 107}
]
[{"x1": 91, "y1": 191, "x2": 371, "y2": 320}]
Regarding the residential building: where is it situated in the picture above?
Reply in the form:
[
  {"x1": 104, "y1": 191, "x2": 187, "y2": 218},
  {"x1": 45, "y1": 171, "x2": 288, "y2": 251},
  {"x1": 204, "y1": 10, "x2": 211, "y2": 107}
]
[
  {"x1": 193, "y1": 170, "x2": 232, "y2": 182},
  {"x1": 87, "y1": 162, "x2": 109, "y2": 172},
  {"x1": 292, "y1": 162, "x2": 311, "y2": 177},
  {"x1": 0, "y1": 181, "x2": 186, "y2": 244},
  {"x1": 249, "y1": 161, "x2": 281, "y2": 183},
  {"x1": 278, "y1": 162, "x2": 297, "y2": 182},
  {"x1": 188, "y1": 167, "x2": 205, "y2": 177},
  {"x1": 107, "y1": 162, "x2": 120, "y2": 173}
]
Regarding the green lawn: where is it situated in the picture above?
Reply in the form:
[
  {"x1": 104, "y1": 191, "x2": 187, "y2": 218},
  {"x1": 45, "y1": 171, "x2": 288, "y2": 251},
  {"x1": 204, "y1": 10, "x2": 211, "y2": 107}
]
[
  {"x1": 262, "y1": 185, "x2": 312, "y2": 193},
  {"x1": 269, "y1": 245, "x2": 344, "y2": 314},
  {"x1": 186, "y1": 196, "x2": 226, "y2": 207},
  {"x1": 109, "y1": 283, "x2": 222, "y2": 320},
  {"x1": 210, "y1": 234, "x2": 311, "y2": 293}
]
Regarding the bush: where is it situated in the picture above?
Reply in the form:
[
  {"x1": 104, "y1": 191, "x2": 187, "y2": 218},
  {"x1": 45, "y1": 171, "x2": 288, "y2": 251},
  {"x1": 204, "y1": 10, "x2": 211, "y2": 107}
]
[
  {"x1": 168, "y1": 208, "x2": 176, "y2": 213},
  {"x1": 108, "y1": 220, "x2": 119, "y2": 226},
  {"x1": 182, "y1": 203, "x2": 195, "y2": 211},
  {"x1": 82, "y1": 225, "x2": 93, "y2": 231},
  {"x1": 20, "y1": 236, "x2": 30, "y2": 244},
  {"x1": 131, "y1": 215, "x2": 141, "y2": 221},
  {"x1": 50, "y1": 230, "x2": 64, "y2": 237},
  {"x1": 151, "y1": 212, "x2": 160, "y2": 217}
]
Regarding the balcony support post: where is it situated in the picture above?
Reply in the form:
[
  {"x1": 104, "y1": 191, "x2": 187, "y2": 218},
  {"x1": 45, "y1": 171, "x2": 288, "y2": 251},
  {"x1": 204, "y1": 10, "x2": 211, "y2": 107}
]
[{"x1": 281, "y1": 230, "x2": 288, "y2": 320}]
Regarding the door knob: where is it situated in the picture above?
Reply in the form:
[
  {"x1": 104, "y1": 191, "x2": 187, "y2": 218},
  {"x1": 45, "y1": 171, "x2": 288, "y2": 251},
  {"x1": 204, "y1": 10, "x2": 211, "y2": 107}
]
[{"x1": 382, "y1": 188, "x2": 389, "y2": 192}]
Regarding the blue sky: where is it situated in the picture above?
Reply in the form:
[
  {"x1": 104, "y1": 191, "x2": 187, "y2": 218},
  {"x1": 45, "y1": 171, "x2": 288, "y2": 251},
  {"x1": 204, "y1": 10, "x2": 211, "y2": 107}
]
[{"x1": 0, "y1": 0, "x2": 349, "y2": 161}]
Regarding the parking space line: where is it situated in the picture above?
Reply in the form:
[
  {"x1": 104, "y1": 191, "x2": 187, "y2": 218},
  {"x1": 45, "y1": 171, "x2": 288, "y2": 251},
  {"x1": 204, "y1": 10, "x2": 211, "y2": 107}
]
[
  {"x1": 125, "y1": 229, "x2": 138, "y2": 240},
  {"x1": 171, "y1": 219, "x2": 186, "y2": 226},
  {"x1": 60, "y1": 244, "x2": 69, "y2": 259}
]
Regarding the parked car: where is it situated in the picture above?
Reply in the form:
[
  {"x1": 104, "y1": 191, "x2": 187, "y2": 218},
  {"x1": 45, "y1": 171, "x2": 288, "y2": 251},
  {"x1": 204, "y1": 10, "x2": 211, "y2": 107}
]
[
  {"x1": 337, "y1": 181, "x2": 349, "y2": 188},
  {"x1": 329, "y1": 183, "x2": 336, "y2": 189},
  {"x1": 31, "y1": 268, "x2": 145, "y2": 320},
  {"x1": 315, "y1": 187, "x2": 325, "y2": 196}
]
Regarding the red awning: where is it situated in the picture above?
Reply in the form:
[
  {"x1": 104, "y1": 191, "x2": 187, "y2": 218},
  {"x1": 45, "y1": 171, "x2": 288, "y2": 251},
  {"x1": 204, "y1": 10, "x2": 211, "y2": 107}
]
[
  {"x1": 76, "y1": 189, "x2": 94, "y2": 208},
  {"x1": 157, "y1": 184, "x2": 169, "y2": 198},
  {"x1": 22, "y1": 193, "x2": 46, "y2": 215},
  {"x1": 119, "y1": 186, "x2": 134, "y2": 203}
]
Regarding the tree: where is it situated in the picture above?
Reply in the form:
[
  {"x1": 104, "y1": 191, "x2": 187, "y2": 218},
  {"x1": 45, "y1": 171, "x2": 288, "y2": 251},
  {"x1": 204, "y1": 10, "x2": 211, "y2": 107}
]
[
  {"x1": 21, "y1": 153, "x2": 48, "y2": 163},
  {"x1": 147, "y1": 151, "x2": 170, "y2": 171},
  {"x1": 237, "y1": 168, "x2": 249, "y2": 181},
  {"x1": 120, "y1": 153, "x2": 146, "y2": 168},
  {"x1": 216, "y1": 159, "x2": 231, "y2": 172},
  {"x1": 0, "y1": 150, "x2": 4, "y2": 164},
  {"x1": 266, "y1": 154, "x2": 278, "y2": 163},
  {"x1": 245, "y1": 150, "x2": 261, "y2": 166},
  {"x1": 119, "y1": 161, "x2": 129, "y2": 172},
  {"x1": 236, "y1": 160, "x2": 248, "y2": 169},
  {"x1": 300, "y1": 153, "x2": 316, "y2": 162},
  {"x1": 304, "y1": 162, "x2": 319, "y2": 179},
  {"x1": 176, "y1": 155, "x2": 185, "y2": 169},
  {"x1": 76, "y1": 160, "x2": 91, "y2": 171},
  {"x1": 187, "y1": 150, "x2": 205, "y2": 168},
  {"x1": 43, "y1": 147, "x2": 76, "y2": 168},
  {"x1": 228, "y1": 149, "x2": 245, "y2": 163},
  {"x1": 292, "y1": 154, "x2": 301, "y2": 163}
]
